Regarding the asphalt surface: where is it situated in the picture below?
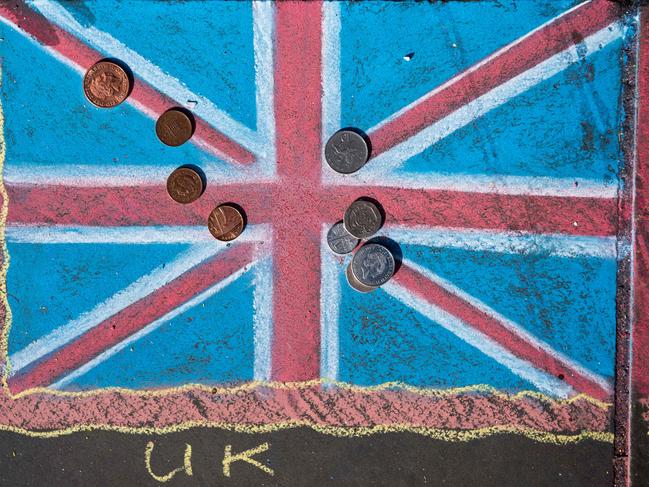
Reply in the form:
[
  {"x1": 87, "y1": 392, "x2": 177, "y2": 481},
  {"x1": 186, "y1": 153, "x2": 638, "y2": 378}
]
[{"x1": 0, "y1": 428, "x2": 614, "y2": 486}]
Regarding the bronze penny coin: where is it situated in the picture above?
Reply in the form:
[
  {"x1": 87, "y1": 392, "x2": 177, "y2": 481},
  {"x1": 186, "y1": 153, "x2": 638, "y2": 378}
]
[
  {"x1": 156, "y1": 108, "x2": 193, "y2": 147},
  {"x1": 208, "y1": 204, "x2": 245, "y2": 241},
  {"x1": 166, "y1": 167, "x2": 204, "y2": 204},
  {"x1": 83, "y1": 61, "x2": 130, "y2": 108}
]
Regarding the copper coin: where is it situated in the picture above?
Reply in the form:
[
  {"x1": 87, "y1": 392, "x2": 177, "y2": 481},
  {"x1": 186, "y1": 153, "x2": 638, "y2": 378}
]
[
  {"x1": 156, "y1": 109, "x2": 193, "y2": 146},
  {"x1": 83, "y1": 61, "x2": 130, "y2": 108},
  {"x1": 208, "y1": 205, "x2": 245, "y2": 241},
  {"x1": 166, "y1": 167, "x2": 204, "y2": 204}
]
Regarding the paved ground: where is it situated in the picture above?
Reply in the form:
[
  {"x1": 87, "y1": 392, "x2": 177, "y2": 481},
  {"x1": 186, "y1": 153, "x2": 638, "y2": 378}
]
[{"x1": 0, "y1": 429, "x2": 614, "y2": 487}]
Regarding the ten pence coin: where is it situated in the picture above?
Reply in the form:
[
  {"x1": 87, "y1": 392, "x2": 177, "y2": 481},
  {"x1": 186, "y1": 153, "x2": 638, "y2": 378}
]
[
  {"x1": 351, "y1": 243, "x2": 395, "y2": 287},
  {"x1": 324, "y1": 130, "x2": 369, "y2": 174}
]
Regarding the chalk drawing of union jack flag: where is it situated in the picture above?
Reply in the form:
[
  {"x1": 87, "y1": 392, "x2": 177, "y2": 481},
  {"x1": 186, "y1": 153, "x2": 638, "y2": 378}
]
[{"x1": 0, "y1": 0, "x2": 632, "y2": 439}]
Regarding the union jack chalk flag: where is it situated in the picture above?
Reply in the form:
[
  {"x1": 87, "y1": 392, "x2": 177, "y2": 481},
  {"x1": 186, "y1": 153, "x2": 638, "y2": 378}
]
[{"x1": 0, "y1": 0, "x2": 632, "y2": 437}]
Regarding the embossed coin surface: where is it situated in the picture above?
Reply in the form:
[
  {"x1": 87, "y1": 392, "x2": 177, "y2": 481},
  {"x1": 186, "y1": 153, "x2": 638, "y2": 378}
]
[
  {"x1": 156, "y1": 108, "x2": 194, "y2": 147},
  {"x1": 343, "y1": 199, "x2": 382, "y2": 239},
  {"x1": 351, "y1": 243, "x2": 395, "y2": 287},
  {"x1": 83, "y1": 61, "x2": 130, "y2": 108},
  {"x1": 166, "y1": 167, "x2": 204, "y2": 204},
  {"x1": 327, "y1": 221, "x2": 359, "y2": 255},
  {"x1": 325, "y1": 129, "x2": 369, "y2": 174},
  {"x1": 346, "y1": 262, "x2": 377, "y2": 293},
  {"x1": 208, "y1": 204, "x2": 245, "y2": 241}
]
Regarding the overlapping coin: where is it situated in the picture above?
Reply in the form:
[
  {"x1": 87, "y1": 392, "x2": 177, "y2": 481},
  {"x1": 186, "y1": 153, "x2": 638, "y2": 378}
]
[
  {"x1": 156, "y1": 108, "x2": 194, "y2": 146},
  {"x1": 343, "y1": 199, "x2": 382, "y2": 239},
  {"x1": 350, "y1": 243, "x2": 395, "y2": 288},
  {"x1": 166, "y1": 167, "x2": 204, "y2": 204},
  {"x1": 208, "y1": 204, "x2": 245, "y2": 241},
  {"x1": 83, "y1": 61, "x2": 130, "y2": 108},
  {"x1": 346, "y1": 262, "x2": 377, "y2": 293},
  {"x1": 325, "y1": 129, "x2": 369, "y2": 174},
  {"x1": 327, "y1": 221, "x2": 359, "y2": 255}
]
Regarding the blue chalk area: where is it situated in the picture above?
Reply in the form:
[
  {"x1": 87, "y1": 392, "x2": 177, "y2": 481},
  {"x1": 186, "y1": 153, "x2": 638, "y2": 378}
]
[
  {"x1": 64, "y1": 269, "x2": 255, "y2": 390},
  {"x1": 337, "y1": 271, "x2": 535, "y2": 391},
  {"x1": 340, "y1": 0, "x2": 580, "y2": 131},
  {"x1": 405, "y1": 245, "x2": 616, "y2": 380},
  {"x1": 68, "y1": 0, "x2": 257, "y2": 131},
  {"x1": 401, "y1": 40, "x2": 624, "y2": 182},
  {"x1": 6, "y1": 243, "x2": 186, "y2": 354},
  {"x1": 0, "y1": 26, "x2": 225, "y2": 167}
]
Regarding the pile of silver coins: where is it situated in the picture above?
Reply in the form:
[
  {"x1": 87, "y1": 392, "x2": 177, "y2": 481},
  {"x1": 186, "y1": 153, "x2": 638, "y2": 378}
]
[{"x1": 325, "y1": 130, "x2": 397, "y2": 293}]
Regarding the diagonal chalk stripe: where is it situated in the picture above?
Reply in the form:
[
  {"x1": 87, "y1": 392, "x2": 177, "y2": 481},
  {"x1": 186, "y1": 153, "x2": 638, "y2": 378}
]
[
  {"x1": 8, "y1": 242, "x2": 226, "y2": 375},
  {"x1": 382, "y1": 279, "x2": 576, "y2": 398},
  {"x1": 402, "y1": 259, "x2": 613, "y2": 395},
  {"x1": 369, "y1": 0, "x2": 593, "y2": 134},
  {"x1": 366, "y1": 22, "x2": 624, "y2": 176},
  {"x1": 28, "y1": 0, "x2": 263, "y2": 157},
  {"x1": 50, "y1": 261, "x2": 257, "y2": 390}
]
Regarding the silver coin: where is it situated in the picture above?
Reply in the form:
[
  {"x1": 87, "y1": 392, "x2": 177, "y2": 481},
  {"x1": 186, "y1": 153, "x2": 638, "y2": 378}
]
[
  {"x1": 343, "y1": 200, "x2": 382, "y2": 239},
  {"x1": 327, "y1": 221, "x2": 359, "y2": 255},
  {"x1": 325, "y1": 130, "x2": 369, "y2": 174},
  {"x1": 351, "y1": 243, "x2": 395, "y2": 287},
  {"x1": 346, "y1": 262, "x2": 377, "y2": 293}
]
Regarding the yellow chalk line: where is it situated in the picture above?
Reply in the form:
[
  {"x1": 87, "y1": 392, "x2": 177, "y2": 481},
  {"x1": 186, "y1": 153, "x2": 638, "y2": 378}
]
[
  {"x1": 0, "y1": 66, "x2": 13, "y2": 398},
  {"x1": 6, "y1": 379, "x2": 612, "y2": 410},
  {"x1": 0, "y1": 420, "x2": 614, "y2": 444}
]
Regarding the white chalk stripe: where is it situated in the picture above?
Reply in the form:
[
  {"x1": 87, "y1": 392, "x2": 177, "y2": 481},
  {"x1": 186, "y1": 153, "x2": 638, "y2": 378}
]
[
  {"x1": 384, "y1": 226, "x2": 619, "y2": 259},
  {"x1": 7, "y1": 242, "x2": 227, "y2": 375},
  {"x1": 382, "y1": 280, "x2": 576, "y2": 398},
  {"x1": 403, "y1": 258, "x2": 613, "y2": 393},
  {"x1": 50, "y1": 262, "x2": 255, "y2": 390},
  {"x1": 324, "y1": 170, "x2": 618, "y2": 198},
  {"x1": 29, "y1": 0, "x2": 262, "y2": 157},
  {"x1": 252, "y1": 256, "x2": 273, "y2": 382},
  {"x1": 4, "y1": 224, "x2": 269, "y2": 245},
  {"x1": 321, "y1": 1, "x2": 342, "y2": 160},
  {"x1": 253, "y1": 1, "x2": 276, "y2": 172},
  {"x1": 320, "y1": 225, "x2": 342, "y2": 382},
  {"x1": 367, "y1": 22, "x2": 624, "y2": 175},
  {"x1": 3, "y1": 163, "x2": 259, "y2": 186}
]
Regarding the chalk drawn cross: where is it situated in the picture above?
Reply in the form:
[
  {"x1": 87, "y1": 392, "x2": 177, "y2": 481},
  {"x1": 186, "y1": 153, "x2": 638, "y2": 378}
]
[{"x1": 0, "y1": 0, "x2": 623, "y2": 410}]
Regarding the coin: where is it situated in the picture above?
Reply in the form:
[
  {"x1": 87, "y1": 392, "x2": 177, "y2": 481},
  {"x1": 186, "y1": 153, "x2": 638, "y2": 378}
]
[
  {"x1": 208, "y1": 204, "x2": 245, "y2": 241},
  {"x1": 343, "y1": 199, "x2": 382, "y2": 239},
  {"x1": 327, "y1": 221, "x2": 359, "y2": 255},
  {"x1": 346, "y1": 262, "x2": 377, "y2": 293},
  {"x1": 83, "y1": 61, "x2": 130, "y2": 108},
  {"x1": 351, "y1": 243, "x2": 395, "y2": 287},
  {"x1": 166, "y1": 167, "x2": 204, "y2": 204},
  {"x1": 325, "y1": 129, "x2": 369, "y2": 174},
  {"x1": 156, "y1": 108, "x2": 194, "y2": 146}
]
